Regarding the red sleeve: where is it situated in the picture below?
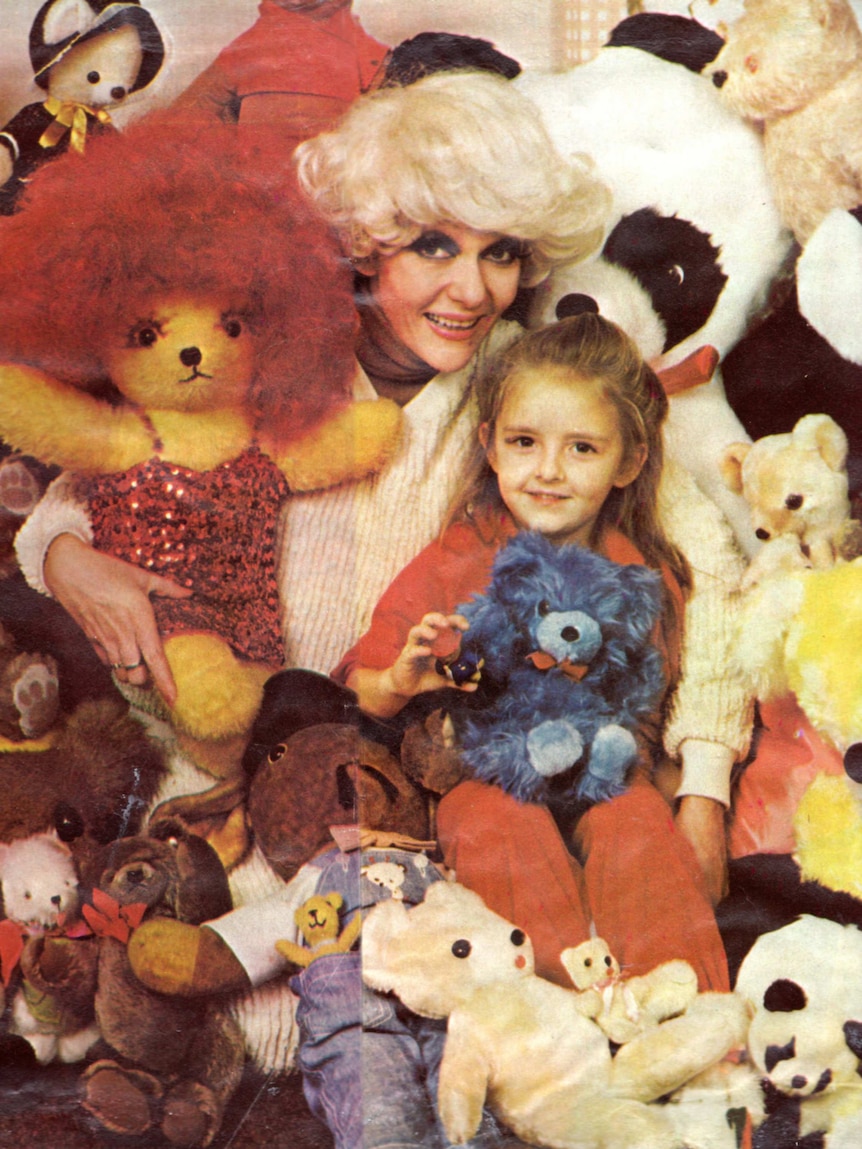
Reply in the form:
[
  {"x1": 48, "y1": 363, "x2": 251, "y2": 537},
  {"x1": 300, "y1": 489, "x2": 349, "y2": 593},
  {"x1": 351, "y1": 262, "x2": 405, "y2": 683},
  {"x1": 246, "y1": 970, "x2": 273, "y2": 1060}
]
[{"x1": 331, "y1": 519, "x2": 501, "y2": 684}]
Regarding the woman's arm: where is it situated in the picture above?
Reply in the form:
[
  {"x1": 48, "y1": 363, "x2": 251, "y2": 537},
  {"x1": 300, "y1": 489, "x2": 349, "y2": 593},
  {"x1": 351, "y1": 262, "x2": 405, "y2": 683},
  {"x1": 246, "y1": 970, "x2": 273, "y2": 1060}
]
[
  {"x1": 16, "y1": 475, "x2": 189, "y2": 703},
  {"x1": 657, "y1": 459, "x2": 753, "y2": 903}
]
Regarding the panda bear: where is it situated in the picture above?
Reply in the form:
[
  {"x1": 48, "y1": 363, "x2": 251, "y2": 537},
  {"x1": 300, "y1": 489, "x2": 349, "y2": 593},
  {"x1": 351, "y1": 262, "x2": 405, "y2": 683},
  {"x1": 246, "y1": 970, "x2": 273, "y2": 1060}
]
[{"x1": 517, "y1": 14, "x2": 793, "y2": 551}]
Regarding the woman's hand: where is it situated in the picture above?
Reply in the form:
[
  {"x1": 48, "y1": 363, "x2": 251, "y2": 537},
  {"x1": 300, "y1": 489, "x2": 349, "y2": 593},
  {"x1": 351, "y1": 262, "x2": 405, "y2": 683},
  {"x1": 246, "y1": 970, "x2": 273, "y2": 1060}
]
[{"x1": 43, "y1": 535, "x2": 192, "y2": 705}]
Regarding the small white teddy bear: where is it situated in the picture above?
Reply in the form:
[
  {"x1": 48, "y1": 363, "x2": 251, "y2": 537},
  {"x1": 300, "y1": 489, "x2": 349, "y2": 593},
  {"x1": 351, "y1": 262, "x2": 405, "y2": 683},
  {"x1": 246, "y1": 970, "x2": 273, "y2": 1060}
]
[{"x1": 0, "y1": 833, "x2": 99, "y2": 1063}]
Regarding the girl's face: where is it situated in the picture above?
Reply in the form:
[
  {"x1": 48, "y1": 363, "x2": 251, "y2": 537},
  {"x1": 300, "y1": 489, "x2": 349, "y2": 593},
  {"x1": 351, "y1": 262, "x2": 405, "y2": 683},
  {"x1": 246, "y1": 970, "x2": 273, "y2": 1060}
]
[
  {"x1": 481, "y1": 367, "x2": 646, "y2": 547},
  {"x1": 371, "y1": 223, "x2": 524, "y2": 375}
]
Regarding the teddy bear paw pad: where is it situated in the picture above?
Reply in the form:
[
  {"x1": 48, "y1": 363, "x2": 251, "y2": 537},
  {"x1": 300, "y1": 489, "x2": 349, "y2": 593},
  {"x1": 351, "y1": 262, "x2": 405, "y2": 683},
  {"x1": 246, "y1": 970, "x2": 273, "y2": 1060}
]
[
  {"x1": 81, "y1": 1060, "x2": 163, "y2": 1137},
  {"x1": 11, "y1": 654, "x2": 60, "y2": 738},
  {"x1": 0, "y1": 456, "x2": 42, "y2": 516},
  {"x1": 162, "y1": 1081, "x2": 218, "y2": 1148}
]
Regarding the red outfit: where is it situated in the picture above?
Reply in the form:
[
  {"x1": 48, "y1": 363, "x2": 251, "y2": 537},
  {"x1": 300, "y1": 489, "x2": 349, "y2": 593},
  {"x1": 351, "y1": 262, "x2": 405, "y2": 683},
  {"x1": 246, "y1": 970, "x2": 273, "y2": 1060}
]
[
  {"x1": 335, "y1": 509, "x2": 728, "y2": 992},
  {"x1": 174, "y1": 2, "x2": 387, "y2": 130},
  {"x1": 87, "y1": 447, "x2": 288, "y2": 667}
]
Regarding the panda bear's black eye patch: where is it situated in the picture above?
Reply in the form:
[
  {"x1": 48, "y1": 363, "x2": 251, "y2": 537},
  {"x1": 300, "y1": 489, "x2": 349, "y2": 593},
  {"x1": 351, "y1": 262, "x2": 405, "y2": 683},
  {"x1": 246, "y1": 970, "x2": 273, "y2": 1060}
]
[{"x1": 764, "y1": 979, "x2": 807, "y2": 1012}]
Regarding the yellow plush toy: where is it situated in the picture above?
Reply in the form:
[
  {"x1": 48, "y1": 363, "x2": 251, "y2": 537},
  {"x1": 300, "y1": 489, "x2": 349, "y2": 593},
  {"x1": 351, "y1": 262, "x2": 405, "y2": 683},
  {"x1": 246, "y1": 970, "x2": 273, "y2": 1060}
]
[
  {"x1": 275, "y1": 892, "x2": 362, "y2": 968},
  {"x1": 0, "y1": 117, "x2": 400, "y2": 768}
]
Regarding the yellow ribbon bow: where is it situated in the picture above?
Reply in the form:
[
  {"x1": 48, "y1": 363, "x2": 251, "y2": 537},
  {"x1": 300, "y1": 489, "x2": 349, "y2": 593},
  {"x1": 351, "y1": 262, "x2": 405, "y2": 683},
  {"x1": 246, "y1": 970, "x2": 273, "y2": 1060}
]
[{"x1": 39, "y1": 96, "x2": 112, "y2": 154}]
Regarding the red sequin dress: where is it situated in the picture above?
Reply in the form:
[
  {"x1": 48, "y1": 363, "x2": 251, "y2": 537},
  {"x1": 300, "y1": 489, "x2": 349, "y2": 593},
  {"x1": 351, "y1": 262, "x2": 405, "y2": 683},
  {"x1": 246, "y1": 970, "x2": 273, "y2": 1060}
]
[{"x1": 86, "y1": 447, "x2": 287, "y2": 666}]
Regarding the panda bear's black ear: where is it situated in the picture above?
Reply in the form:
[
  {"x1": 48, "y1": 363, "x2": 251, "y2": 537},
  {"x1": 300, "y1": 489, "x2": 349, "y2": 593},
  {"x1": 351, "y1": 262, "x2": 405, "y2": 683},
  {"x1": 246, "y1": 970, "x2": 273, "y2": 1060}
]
[
  {"x1": 844, "y1": 1020, "x2": 862, "y2": 1060},
  {"x1": 606, "y1": 13, "x2": 724, "y2": 73},
  {"x1": 763, "y1": 978, "x2": 807, "y2": 1012}
]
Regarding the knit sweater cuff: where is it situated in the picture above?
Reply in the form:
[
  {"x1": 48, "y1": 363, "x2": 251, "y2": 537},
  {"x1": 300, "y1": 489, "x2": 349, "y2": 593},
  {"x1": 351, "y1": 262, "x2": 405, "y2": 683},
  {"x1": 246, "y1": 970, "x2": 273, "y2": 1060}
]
[
  {"x1": 14, "y1": 473, "x2": 93, "y2": 597},
  {"x1": 674, "y1": 739, "x2": 735, "y2": 807}
]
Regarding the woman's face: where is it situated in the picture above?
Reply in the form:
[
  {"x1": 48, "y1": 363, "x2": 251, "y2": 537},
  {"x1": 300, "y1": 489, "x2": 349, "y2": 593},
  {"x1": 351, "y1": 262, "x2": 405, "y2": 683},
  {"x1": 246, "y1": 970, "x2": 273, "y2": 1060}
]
[{"x1": 371, "y1": 223, "x2": 525, "y2": 375}]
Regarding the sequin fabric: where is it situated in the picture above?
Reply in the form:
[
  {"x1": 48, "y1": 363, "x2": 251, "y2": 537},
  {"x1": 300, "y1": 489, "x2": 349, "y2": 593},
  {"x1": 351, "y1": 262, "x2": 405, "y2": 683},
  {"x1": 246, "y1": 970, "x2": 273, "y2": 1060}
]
[{"x1": 86, "y1": 447, "x2": 288, "y2": 666}]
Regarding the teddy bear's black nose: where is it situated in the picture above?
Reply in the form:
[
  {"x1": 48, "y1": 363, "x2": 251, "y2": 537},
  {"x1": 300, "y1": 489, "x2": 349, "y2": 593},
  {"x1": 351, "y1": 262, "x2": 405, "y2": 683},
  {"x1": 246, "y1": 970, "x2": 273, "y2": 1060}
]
[
  {"x1": 180, "y1": 347, "x2": 203, "y2": 368},
  {"x1": 712, "y1": 70, "x2": 727, "y2": 89},
  {"x1": 755, "y1": 528, "x2": 770, "y2": 540},
  {"x1": 555, "y1": 293, "x2": 599, "y2": 322},
  {"x1": 111, "y1": 86, "x2": 127, "y2": 102},
  {"x1": 51, "y1": 895, "x2": 61, "y2": 907}
]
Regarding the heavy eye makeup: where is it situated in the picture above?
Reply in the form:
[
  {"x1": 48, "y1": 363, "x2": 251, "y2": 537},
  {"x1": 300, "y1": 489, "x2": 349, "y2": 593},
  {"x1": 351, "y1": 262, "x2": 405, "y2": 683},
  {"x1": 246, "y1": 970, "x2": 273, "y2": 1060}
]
[{"x1": 406, "y1": 230, "x2": 528, "y2": 266}]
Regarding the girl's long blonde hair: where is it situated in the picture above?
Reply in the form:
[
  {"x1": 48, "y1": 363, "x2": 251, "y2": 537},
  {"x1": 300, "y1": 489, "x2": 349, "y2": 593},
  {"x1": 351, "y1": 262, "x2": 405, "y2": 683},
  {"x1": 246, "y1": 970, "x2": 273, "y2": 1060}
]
[{"x1": 454, "y1": 313, "x2": 691, "y2": 591}]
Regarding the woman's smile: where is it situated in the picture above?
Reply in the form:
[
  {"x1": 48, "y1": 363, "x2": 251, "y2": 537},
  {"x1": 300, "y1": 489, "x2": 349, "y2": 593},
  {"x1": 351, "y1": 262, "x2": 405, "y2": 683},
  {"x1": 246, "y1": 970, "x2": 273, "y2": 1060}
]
[{"x1": 372, "y1": 222, "x2": 523, "y2": 373}]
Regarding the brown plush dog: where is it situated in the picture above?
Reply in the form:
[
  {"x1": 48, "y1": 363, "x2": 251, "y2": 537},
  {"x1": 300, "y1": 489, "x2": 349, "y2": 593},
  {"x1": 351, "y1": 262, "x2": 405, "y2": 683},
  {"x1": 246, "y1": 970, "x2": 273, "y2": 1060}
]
[
  {"x1": 0, "y1": 697, "x2": 165, "y2": 879},
  {"x1": 24, "y1": 818, "x2": 244, "y2": 1148}
]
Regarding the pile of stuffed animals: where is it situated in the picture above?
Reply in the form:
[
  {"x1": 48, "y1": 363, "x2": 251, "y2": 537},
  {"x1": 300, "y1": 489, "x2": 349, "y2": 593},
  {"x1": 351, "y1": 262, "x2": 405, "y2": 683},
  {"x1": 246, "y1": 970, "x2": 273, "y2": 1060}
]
[{"x1": 1, "y1": 0, "x2": 862, "y2": 1146}]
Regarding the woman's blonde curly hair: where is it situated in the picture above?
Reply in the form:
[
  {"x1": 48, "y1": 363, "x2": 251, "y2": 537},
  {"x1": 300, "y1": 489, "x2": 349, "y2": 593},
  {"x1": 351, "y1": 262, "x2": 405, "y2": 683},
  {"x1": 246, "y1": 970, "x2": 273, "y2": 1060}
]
[{"x1": 295, "y1": 69, "x2": 611, "y2": 286}]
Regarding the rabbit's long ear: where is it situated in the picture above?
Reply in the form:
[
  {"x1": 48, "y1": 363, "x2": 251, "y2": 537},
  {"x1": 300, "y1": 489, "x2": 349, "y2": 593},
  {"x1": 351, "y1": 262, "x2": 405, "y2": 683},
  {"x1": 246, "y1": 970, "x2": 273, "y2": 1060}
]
[{"x1": 360, "y1": 899, "x2": 411, "y2": 994}]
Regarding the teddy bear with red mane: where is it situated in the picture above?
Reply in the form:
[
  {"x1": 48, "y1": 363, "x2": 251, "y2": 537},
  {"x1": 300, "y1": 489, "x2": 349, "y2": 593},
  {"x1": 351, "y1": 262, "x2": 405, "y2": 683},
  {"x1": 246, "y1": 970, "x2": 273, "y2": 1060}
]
[{"x1": 0, "y1": 114, "x2": 401, "y2": 796}]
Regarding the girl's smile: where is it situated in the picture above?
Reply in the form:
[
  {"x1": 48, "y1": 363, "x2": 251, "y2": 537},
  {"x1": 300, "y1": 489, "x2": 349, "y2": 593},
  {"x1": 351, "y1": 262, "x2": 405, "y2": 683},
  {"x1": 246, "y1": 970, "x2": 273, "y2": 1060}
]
[
  {"x1": 371, "y1": 222, "x2": 524, "y2": 374},
  {"x1": 481, "y1": 367, "x2": 646, "y2": 546}
]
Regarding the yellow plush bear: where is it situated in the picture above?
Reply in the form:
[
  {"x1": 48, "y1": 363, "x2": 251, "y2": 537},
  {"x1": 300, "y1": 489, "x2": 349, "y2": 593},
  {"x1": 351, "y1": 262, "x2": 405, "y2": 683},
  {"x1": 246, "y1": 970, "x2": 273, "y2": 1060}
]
[
  {"x1": 275, "y1": 893, "x2": 362, "y2": 968},
  {"x1": 0, "y1": 117, "x2": 400, "y2": 773}
]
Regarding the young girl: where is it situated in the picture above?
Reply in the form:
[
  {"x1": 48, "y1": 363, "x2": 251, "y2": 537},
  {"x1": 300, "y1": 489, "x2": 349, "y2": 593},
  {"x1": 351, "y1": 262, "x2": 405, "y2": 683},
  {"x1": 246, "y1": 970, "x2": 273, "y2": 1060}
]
[{"x1": 334, "y1": 313, "x2": 730, "y2": 993}]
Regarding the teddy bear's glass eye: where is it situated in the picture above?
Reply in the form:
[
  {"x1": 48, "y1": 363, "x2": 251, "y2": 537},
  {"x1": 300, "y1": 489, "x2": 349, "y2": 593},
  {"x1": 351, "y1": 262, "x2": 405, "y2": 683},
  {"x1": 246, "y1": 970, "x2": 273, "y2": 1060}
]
[
  {"x1": 584, "y1": 957, "x2": 592, "y2": 967},
  {"x1": 268, "y1": 743, "x2": 287, "y2": 764},
  {"x1": 667, "y1": 264, "x2": 684, "y2": 285},
  {"x1": 224, "y1": 319, "x2": 243, "y2": 339},
  {"x1": 785, "y1": 493, "x2": 804, "y2": 511},
  {"x1": 452, "y1": 939, "x2": 472, "y2": 959},
  {"x1": 604, "y1": 956, "x2": 612, "y2": 967},
  {"x1": 510, "y1": 929, "x2": 525, "y2": 946},
  {"x1": 54, "y1": 801, "x2": 84, "y2": 842},
  {"x1": 24, "y1": 892, "x2": 31, "y2": 900},
  {"x1": 538, "y1": 600, "x2": 551, "y2": 617},
  {"x1": 87, "y1": 71, "x2": 101, "y2": 85},
  {"x1": 137, "y1": 327, "x2": 159, "y2": 348}
]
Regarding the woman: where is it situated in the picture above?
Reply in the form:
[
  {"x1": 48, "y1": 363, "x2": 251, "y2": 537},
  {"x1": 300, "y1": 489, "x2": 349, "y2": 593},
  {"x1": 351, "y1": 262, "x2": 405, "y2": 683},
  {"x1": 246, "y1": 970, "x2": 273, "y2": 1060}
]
[{"x1": 19, "y1": 70, "x2": 746, "y2": 905}]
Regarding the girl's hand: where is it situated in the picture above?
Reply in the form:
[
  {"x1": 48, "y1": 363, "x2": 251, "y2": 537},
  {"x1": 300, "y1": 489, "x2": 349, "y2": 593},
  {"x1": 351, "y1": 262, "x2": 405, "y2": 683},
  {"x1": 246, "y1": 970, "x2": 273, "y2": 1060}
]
[
  {"x1": 388, "y1": 612, "x2": 473, "y2": 700},
  {"x1": 44, "y1": 535, "x2": 192, "y2": 705}
]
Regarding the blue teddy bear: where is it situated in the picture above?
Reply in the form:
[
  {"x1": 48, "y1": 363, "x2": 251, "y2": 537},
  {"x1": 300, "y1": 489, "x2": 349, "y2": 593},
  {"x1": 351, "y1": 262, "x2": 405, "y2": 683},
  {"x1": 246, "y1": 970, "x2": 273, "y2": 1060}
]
[{"x1": 453, "y1": 532, "x2": 666, "y2": 810}]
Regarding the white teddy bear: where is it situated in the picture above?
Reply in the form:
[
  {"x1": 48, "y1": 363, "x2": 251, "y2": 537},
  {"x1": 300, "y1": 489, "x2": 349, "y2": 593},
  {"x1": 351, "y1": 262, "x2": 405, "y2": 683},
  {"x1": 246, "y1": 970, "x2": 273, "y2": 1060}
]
[
  {"x1": 0, "y1": 833, "x2": 100, "y2": 1063},
  {"x1": 362, "y1": 881, "x2": 748, "y2": 1149}
]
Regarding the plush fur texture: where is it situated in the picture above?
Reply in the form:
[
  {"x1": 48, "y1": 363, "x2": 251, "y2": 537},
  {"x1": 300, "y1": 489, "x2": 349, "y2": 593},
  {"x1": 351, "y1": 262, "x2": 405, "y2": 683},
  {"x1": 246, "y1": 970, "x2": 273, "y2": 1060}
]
[
  {"x1": 274, "y1": 891, "x2": 362, "y2": 968},
  {"x1": 362, "y1": 880, "x2": 748, "y2": 1149},
  {"x1": 720, "y1": 414, "x2": 856, "y2": 587},
  {"x1": 735, "y1": 915, "x2": 862, "y2": 1145},
  {"x1": 519, "y1": 16, "x2": 792, "y2": 547},
  {"x1": 452, "y1": 533, "x2": 665, "y2": 810},
  {"x1": 560, "y1": 937, "x2": 698, "y2": 1046},
  {"x1": 25, "y1": 819, "x2": 244, "y2": 1147},
  {"x1": 0, "y1": 834, "x2": 100, "y2": 1064},
  {"x1": 708, "y1": 0, "x2": 862, "y2": 245},
  {"x1": 0, "y1": 621, "x2": 59, "y2": 742},
  {"x1": 0, "y1": 698, "x2": 165, "y2": 876},
  {"x1": 0, "y1": 114, "x2": 358, "y2": 446}
]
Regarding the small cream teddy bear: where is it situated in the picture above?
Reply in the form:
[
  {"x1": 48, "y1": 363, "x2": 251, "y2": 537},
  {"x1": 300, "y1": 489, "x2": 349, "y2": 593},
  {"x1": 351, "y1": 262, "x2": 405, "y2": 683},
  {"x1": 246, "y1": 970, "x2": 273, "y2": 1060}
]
[
  {"x1": 560, "y1": 937, "x2": 698, "y2": 1046},
  {"x1": 720, "y1": 413, "x2": 858, "y2": 588}
]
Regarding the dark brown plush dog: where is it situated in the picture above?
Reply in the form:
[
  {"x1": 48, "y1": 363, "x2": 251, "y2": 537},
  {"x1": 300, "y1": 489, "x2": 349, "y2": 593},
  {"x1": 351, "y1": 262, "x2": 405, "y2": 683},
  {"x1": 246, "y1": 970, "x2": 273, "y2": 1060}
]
[
  {"x1": 0, "y1": 697, "x2": 165, "y2": 882},
  {"x1": 23, "y1": 819, "x2": 244, "y2": 1148}
]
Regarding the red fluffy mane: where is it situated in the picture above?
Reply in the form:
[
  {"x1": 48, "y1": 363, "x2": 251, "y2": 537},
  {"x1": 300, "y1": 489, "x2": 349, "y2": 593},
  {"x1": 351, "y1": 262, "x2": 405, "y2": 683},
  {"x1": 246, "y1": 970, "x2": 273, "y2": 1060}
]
[{"x1": 0, "y1": 115, "x2": 357, "y2": 442}]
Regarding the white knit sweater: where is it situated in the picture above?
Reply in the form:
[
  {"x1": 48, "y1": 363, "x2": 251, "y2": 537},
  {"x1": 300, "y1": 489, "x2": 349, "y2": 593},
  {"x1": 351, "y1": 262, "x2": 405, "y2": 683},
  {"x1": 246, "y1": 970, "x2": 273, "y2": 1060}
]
[{"x1": 16, "y1": 318, "x2": 751, "y2": 802}]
